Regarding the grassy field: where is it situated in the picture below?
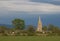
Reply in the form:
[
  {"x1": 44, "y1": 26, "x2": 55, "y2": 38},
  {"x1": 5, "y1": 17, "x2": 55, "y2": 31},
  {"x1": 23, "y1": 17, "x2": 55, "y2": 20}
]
[{"x1": 0, "y1": 36, "x2": 60, "y2": 41}]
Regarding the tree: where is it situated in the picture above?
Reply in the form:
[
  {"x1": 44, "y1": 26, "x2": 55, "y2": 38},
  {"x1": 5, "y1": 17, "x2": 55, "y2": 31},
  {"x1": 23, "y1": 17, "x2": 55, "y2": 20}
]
[
  {"x1": 48, "y1": 24, "x2": 60, "y2": 33},
  {"x1": 27, "y1": 25, "x2": 35, "y2": 36},
  {"x1": 43, "y1": 26, "x2": 47, "y2": 31},
  {"x1": 12, "y1": 18, "x2": 25, "y2": 30},
  {"x1": 0, "y1": 26, "x2": 7, "y2": 33},
  {"x1": 48, "y1": 24, "x2": 55, "y2": 31}
]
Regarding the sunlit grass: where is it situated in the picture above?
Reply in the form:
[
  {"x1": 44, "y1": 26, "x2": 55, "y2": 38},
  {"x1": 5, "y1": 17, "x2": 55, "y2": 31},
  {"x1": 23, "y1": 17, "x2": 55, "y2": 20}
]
[{"x1": 0, "y1": 36, "x2": 60, "y2": 41}]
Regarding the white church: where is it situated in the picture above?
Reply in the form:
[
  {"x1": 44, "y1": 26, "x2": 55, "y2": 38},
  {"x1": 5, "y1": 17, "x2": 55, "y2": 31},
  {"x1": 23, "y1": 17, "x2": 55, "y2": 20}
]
[{"x1": 37, "y1": 16, "x2": 42, "y2": 32}]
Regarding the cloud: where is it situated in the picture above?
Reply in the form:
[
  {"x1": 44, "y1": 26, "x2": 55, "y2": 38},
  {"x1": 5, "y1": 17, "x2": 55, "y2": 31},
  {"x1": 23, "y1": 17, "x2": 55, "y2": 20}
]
[
  {"x1": 53, "y1": 0, "x2": 60, "y2": 1},
  {"x1": 0, "y1": 0, "x2": 30, "y2": 1},
  {"x1": 0, "y1": 0, "x2": 60, "y2": 13},
  {"x1": 31, "y1": 0, "x2": 60, "y2": 5}
]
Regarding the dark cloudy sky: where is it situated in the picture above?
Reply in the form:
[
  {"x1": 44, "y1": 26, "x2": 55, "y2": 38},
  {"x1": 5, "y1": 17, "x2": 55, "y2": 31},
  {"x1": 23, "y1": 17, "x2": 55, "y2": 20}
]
[{"x1": 0, "y1": 0, "x2": 60, "y2": 27}]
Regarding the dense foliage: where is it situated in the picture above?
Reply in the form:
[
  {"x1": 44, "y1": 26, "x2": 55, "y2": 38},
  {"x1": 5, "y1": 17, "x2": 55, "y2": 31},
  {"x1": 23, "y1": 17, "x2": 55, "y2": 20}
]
[{"x1": 12, "y1": 19, "x2": 25, "y2": 30}]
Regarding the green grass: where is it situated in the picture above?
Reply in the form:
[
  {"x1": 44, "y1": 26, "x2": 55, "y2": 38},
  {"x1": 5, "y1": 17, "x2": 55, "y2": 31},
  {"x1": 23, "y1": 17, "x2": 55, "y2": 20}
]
[{"x1": 0, "y1": 36, "x2": 60, "y2": 41}]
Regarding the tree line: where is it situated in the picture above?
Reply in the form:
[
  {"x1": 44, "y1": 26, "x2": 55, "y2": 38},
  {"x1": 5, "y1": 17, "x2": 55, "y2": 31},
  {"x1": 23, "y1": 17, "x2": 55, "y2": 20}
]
[{"x1": 0, "y1": 18, "x2": 60, "y2": 36}]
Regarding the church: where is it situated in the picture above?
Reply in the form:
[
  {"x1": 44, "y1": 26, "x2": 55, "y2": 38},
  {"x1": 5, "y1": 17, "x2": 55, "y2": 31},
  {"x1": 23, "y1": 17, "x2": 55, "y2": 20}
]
[{"x1": 36, "y1": 16, "x2": 43, "y2": 32}]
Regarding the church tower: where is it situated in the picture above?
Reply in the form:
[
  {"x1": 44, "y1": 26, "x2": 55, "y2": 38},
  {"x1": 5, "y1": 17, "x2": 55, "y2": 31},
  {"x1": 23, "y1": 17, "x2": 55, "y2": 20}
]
[{"x1": 36, "y1": 16, "x2": 42, "y2": 32}]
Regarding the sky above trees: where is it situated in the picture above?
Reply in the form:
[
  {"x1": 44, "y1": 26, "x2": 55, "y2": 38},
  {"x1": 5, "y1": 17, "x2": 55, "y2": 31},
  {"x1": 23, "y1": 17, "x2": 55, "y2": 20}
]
[{"x1": 0, "y1": 0, "x2": 60, "y2": 27}]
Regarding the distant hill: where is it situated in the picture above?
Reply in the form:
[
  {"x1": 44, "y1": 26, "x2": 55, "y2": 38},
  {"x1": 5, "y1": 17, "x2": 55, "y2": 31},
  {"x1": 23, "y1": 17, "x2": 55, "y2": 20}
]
[{"x1": 0, "y1": 24, "x2": 13, "y2": 28}]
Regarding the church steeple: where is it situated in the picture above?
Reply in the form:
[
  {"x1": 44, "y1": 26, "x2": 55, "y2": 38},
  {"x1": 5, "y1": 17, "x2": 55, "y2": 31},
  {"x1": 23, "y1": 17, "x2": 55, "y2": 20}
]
[{"x1": 36, "y1": 16, "x2": 42, "y2": 32}]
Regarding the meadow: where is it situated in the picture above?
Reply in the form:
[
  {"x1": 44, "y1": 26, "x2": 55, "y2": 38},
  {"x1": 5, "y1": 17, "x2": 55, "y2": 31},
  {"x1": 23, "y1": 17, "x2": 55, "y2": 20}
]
[{"x1": 0, "y1": 36, "x2": 60, "y2": 41}]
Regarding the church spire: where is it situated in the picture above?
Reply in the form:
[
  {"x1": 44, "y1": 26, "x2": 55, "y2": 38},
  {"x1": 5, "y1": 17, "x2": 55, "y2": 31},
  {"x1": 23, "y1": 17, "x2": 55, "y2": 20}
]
[{"x1": 36, "y1": 16, "x2": 42, "y2": 32}]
